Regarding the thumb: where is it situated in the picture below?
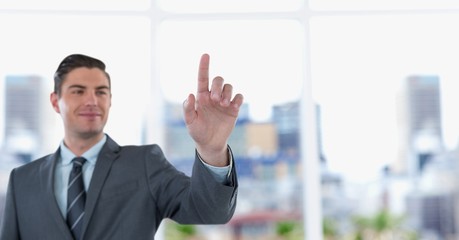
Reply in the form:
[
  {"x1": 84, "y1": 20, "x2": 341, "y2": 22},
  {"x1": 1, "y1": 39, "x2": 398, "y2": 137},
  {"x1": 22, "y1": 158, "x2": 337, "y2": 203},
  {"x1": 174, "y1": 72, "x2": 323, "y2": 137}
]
[{"x1": 183, "y1": 94, "x2": 196, "y2": 125}]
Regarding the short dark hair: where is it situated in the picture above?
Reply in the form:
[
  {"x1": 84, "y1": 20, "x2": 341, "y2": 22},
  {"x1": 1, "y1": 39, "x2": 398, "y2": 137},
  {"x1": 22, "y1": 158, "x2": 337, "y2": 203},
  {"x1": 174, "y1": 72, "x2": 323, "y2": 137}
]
[{"x1": 53, "y1": 54, "x2": 111, "y2": 95}]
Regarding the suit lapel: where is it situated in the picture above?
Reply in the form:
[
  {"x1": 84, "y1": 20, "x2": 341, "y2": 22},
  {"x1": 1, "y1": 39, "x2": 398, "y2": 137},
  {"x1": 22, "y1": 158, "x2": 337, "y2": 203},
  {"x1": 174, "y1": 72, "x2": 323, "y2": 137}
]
[
  {"x1": 40, "y1": 149, "x2": 75, "y2": 239},
  {"x1": 81, "y1": 136, "x2": 121, "y2": 237}
]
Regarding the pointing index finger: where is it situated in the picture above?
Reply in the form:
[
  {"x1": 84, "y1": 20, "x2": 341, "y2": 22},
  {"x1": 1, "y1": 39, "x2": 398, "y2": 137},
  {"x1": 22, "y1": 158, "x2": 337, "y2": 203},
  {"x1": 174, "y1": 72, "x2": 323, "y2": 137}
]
[{"x1": 197, "y1": 53, "x2": 210, "y2": 93}]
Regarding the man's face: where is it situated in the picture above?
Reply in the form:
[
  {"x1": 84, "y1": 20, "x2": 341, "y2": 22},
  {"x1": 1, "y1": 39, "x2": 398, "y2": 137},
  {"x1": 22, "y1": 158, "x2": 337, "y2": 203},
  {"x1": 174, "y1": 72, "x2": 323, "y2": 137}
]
[{"x1": 50, "y1": 67, "x2": 112, "y2": 139}]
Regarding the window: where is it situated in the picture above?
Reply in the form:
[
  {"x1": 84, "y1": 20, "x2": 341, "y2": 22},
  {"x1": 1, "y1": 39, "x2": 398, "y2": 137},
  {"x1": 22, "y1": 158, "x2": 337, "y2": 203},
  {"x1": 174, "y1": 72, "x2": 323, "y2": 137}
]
[
  {"x1": 0, "y1": 0, "x2": 149, "y2": 11},
  {"x1": 310, "y1": 0, "x2": 459, "y2": 11},
  {"x1": 3, "y1": 0, "x2": 458, "y2": 239},
  {"x1": 157, "y1": 0, "x2": 303, "y2": 13}
]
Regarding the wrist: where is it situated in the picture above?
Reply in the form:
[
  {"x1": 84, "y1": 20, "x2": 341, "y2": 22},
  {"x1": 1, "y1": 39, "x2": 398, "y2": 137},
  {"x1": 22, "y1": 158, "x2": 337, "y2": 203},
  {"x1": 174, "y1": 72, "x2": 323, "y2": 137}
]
[{"x1": 196, "y1": 145, "x2": 229, "y2": 167}]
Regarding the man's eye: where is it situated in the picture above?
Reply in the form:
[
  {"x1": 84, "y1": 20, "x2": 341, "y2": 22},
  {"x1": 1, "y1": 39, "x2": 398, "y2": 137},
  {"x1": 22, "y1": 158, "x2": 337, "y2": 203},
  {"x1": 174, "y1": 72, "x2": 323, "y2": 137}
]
[
  {"x1": 72, "y1": 90, "x2": 84, "y2": 94},
  {"x1": 97, "y1": 91, "x2": 108, "y2": 95}
]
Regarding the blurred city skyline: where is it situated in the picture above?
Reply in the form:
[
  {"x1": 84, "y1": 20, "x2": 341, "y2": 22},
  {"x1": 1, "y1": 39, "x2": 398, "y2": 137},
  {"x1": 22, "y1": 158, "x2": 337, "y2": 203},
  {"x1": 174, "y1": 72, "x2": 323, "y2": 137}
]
[{"x1": 0, "y1": 70, "x2": 453, "y2": 184}]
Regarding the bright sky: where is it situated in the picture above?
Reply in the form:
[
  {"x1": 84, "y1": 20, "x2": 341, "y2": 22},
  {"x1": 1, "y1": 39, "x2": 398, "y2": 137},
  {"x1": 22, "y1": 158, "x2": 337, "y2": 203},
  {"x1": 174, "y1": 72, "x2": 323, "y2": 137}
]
[
  {"x1": 310, "y1": 15, "x2": 459, "y2": 181},
  {"x1": 157, "y1": 20, "x2": 305, "y2": 121},
  {"x1": 2, "y1": 12, "x2": 459, "y2": 183}
]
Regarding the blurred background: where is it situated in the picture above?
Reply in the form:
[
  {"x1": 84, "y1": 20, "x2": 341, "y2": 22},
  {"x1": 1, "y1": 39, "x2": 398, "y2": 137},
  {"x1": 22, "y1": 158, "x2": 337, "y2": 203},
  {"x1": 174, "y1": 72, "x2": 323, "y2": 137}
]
[{"x1": 2, "y1": 0, "x2": 459, "y2": 239}]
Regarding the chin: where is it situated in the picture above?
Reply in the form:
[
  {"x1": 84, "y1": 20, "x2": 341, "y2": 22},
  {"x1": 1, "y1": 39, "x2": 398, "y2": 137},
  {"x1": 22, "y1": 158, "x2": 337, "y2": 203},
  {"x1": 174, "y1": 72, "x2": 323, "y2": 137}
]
[{"x1": 78, "y1": 130, "x2": 104, "y2": 139}]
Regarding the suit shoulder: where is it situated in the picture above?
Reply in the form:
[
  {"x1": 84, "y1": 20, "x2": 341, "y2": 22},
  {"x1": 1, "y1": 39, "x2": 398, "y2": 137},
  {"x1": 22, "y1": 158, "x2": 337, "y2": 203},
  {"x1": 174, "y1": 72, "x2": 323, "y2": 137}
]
[
  {"x1": 9, "y1": 154, "x2": 53, "y2": 179},
  {"x1": 119, "y1": 144, "x2": 165, "y2": 157},
  {"x1": 15, "y1": 154, "x2": 52, "y2": 170},
  {"x1": 119, "y1": 143, "x2": 161, "y2": 151}
]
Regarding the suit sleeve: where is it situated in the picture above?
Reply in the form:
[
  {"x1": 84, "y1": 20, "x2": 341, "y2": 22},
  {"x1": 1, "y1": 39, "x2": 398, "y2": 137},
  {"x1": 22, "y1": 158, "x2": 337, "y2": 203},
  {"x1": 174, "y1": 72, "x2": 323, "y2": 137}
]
[
  {"x1": 186, "y1": 150, "x2": 238, "y2": 223},
  {"x1": 146, "y1": 145, "x2": 238, "y2": 225},
  {"x1": 1, "y1": 169, "x2": 20, "y2": 240}
]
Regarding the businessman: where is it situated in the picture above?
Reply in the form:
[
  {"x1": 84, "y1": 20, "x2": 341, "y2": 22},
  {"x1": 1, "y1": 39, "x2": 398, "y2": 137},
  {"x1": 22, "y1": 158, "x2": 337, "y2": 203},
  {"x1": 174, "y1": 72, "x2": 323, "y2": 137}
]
[{"x1": 0, "y1": 53, "x2": 243, "y2": 240}]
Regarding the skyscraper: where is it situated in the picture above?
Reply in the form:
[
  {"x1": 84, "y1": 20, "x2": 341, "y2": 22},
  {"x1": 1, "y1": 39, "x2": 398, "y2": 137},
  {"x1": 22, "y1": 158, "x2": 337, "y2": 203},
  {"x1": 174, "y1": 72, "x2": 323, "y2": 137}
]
[
  {"x1": 3, "y1": 75, "x2": 46, "y2": 162},
  {"x1": 395, "y1": 75, "x2": 443, "y2": 175}
]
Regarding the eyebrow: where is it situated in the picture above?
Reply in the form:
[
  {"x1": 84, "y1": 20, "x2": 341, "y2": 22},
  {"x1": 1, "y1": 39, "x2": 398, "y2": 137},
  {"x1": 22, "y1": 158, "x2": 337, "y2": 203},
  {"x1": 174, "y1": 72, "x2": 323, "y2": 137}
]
[{"x1": 68, "y1": 84, "x2": 110, "y2": 90}]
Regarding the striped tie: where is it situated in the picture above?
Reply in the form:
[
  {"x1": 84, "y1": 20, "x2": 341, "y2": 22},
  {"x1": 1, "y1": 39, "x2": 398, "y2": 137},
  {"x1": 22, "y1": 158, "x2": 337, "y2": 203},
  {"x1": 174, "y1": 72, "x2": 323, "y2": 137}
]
[{"x1": 67, "y1": 157, "x2": 87, "y2": 240}]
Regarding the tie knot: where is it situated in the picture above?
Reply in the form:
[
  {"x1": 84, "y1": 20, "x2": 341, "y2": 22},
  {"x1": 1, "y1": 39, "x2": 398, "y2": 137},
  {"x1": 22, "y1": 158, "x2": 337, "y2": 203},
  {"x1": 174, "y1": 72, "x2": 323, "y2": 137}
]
[{"x1": 72, "y1": 157, "x2": 87, "y2": 167}]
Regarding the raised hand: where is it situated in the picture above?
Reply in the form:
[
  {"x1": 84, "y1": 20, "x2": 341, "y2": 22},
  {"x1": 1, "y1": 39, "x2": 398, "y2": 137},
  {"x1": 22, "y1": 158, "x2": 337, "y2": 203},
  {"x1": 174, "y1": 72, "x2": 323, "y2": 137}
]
[{"x1": 183, "y1": 54, "x2": 244, "y2": 166}]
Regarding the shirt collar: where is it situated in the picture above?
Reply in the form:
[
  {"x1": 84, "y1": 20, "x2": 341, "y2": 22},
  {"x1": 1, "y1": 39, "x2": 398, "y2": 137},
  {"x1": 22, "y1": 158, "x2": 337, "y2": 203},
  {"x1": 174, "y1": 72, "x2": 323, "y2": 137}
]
[{"x1": 60, "y1": 134, "x2": 107, "y2": 166}]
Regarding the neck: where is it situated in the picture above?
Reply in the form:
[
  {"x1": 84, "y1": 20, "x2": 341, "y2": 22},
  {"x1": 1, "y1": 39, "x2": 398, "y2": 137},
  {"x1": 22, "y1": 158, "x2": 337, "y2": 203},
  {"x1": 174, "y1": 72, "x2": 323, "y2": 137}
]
[{"x1": 64, "y1": 132, "x2": 104, "y2": 156}]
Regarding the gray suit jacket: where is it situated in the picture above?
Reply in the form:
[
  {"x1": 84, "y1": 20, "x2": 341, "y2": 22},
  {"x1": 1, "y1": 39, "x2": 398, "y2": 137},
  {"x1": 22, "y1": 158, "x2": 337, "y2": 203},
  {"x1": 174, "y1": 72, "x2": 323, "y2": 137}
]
[{"x1": 0, "y1": 136, "x2": 238, "y2": 240}]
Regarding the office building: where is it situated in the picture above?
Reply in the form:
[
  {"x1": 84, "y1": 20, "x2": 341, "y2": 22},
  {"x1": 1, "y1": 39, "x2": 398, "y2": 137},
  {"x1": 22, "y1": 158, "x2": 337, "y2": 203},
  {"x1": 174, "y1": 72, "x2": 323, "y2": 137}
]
[
  {"x1": 3, "y1": 75, "x2": 48, "y2": 162},
  {"x1": 395, "y1": 75, "x2": 443, "y2": 175}
]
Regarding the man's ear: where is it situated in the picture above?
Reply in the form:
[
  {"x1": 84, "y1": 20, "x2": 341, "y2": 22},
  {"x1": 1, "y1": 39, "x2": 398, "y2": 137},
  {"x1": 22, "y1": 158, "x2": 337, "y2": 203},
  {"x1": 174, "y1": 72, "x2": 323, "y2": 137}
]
[{"x1": 50, "y1": 92, "x2": 61, "y2": 113}]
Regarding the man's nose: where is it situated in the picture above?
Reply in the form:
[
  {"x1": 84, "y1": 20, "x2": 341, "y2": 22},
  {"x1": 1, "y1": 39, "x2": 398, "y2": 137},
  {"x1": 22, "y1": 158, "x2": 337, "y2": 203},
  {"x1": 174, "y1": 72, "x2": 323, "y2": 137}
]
[{"x1": 84, "y1": 92, "x2": 97, "y2": 105}]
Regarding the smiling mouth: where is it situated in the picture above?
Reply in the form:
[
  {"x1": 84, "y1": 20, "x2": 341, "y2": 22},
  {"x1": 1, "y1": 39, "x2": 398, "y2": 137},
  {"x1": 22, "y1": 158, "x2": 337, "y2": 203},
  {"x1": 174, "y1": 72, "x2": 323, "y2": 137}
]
[{"x1": 79, "y1": 113, "x2": 101, "y2": 118}]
